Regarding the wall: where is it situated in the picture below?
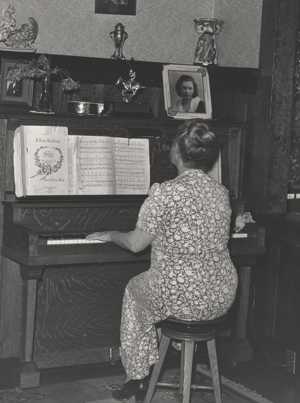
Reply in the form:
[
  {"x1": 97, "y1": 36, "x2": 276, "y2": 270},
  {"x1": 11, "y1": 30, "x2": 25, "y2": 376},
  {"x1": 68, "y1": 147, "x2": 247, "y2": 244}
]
[
  {"x1": 214, "y1": 0, "x2": 263, "y2": 68},
  {"x1": 1, "y1": 0, "x2": 262, "y2": 67}
]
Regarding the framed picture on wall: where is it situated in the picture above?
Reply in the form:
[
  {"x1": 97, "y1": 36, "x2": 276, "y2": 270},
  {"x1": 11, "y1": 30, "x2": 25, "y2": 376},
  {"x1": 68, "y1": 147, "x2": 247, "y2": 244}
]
[
  {"x1": 0, "y1": 59, "x2": 34, "y2": 106},
  {"x1": 95, "y1": 0, "x2": 136, "y2": 15},
  {"x1": 162, "y1": 64, "x2": 212, "y2": 120}
]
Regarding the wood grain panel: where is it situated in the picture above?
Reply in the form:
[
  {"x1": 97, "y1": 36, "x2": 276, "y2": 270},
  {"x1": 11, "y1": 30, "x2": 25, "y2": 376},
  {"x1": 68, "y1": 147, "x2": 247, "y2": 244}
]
[
  {"x1": 265, "y1": 241, "x2": 281, "y2": 337},
  {"x1": 249, "y1": 0, "x2": 280, "y2": 213},
  {"x1": 250, "y1": 0, "x2": 300, "y2": 213},
  {"x1": 33, "y1": 263, "x2": 148, "y2": 362},
  {"x1": 0, "y1": 120, "x2": 8, "y2": 250},
  {"x1": 34, "y1": 346, "x2": 120, "y2": 368},
  {"x1": 266, "y1": 0, "x2": 299, "y2": 213},
  {"x1": 0, "y1": 257, "x2": 22, "y2": 358},
  {"x1": 288, "y1": 20, "x2": 300, "y2": 191},
  {"x1": 274, "y1": 242, "x2": 300, "y2": 346},
  {"x1": 4, "y1": 129, "x2": 14, "y2": 194},
  {"x1": 19, "y1": 205, "x2": 142, "y2": 233}
]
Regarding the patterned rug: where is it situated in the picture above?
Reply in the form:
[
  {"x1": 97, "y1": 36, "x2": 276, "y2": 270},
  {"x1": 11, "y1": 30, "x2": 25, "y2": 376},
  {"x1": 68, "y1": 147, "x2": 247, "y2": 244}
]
[{"x1": 0, "y1": 367, "x2": 274, "y2": 403}]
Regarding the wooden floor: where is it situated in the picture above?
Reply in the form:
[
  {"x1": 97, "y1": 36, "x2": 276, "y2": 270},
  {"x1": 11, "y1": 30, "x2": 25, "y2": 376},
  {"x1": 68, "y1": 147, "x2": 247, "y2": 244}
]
[
  {"x1": 0, "y1": 345, "x2": 299, "y2": 403},
  {"x1": 217, "y1": 355, "x2": 300, "y2": 403}
]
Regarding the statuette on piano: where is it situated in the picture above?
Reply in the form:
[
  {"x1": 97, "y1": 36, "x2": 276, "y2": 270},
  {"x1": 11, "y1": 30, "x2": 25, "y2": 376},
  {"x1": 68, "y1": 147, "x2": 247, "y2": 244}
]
[{"x1": 234, "y1": 212, "x2": 256, "y2": 232}]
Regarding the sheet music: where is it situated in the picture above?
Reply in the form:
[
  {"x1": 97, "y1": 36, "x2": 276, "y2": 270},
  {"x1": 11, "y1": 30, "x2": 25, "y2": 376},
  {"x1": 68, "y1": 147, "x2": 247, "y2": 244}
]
[
  {"x1": 74, "y1": 136, "x2": 115, "y2": 195},
  {"x1": 114, "y1": 138, "x2": 150, "y2": 195},
  {"x1": 14, "y1": 129, "x2": 151, "y2": 197}
]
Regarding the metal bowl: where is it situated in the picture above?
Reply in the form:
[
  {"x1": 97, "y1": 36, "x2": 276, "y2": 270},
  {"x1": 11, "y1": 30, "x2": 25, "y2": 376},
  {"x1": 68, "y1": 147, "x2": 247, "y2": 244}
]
[{"x1": 67, "y1": 101, "x2": 104, "y2": 116}]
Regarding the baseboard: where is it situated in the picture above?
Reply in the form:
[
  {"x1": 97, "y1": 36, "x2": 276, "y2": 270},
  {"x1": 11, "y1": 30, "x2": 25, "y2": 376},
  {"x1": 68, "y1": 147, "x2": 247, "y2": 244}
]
[{"x1": 39, "y1": 360, "x2": 125, "y2": 386}]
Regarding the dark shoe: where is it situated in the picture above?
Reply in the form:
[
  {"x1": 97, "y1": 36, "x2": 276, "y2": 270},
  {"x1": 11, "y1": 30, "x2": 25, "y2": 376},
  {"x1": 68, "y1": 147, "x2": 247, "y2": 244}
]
[{"x1": 112, "y1": 379, "x2": 145, "y2": 401}]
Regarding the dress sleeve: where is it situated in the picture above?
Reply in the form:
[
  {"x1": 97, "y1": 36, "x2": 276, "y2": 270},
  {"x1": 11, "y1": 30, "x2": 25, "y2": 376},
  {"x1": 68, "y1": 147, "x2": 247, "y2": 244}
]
[{"x1": 136, "y1": 183, "x2": 165, "y2": 235}]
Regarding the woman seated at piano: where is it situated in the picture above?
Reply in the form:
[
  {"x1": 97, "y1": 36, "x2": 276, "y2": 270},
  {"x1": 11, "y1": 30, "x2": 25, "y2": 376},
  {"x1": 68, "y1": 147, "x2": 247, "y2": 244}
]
[{"x1": 86, "y1": 118, "x2": 238, "y2": 400}]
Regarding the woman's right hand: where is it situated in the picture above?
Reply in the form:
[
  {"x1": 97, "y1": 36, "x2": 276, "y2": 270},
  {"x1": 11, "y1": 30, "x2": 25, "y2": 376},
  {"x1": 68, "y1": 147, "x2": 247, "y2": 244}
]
[{"x1": 86, "y1": 231, "x2": 112, "y2": 243}]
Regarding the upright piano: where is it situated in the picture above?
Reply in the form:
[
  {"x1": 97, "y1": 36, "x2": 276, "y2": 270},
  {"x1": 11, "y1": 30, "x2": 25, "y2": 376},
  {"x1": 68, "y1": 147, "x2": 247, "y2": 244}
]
[{"x1": 0, "y1": 119, "x2": 266, "y2": 389}]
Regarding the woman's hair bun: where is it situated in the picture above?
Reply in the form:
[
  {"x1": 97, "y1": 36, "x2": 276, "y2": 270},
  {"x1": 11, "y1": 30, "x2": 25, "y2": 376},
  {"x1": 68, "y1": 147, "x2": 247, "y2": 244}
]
[{"x1": 176, "y1": 119, "x2": 219, "y2": 171}]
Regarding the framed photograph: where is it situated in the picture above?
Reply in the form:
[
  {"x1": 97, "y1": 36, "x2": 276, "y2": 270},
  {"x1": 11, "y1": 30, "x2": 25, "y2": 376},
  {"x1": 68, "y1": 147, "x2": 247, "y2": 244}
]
[
  {"x1": 95, "y1": 0, "x2": 136, "y2": 15},
  {"x1": 162, "y1": 64, "x2": 212, "y2": 120},
  {"x1": 0, "y1": 59, "x2": 33, "y2": 106}
]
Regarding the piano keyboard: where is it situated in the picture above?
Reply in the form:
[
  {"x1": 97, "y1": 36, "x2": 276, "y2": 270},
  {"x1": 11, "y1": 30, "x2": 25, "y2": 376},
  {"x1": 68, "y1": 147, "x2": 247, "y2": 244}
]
[
  {"x1": 38, "y1": 233, "x2": 107, "y2": 246},
  {"x1": 41, "y1": 231, "x2": 254, "y2": 245},
  {"x1": 47, "y1": 239, "x2": 106, "y2": 245},
  {"x1": 231, "y1": 231, "x2": 257, "y2": 239},
  {"x1": 231, "y1": 233, "x2": 248, "y2": 238}
]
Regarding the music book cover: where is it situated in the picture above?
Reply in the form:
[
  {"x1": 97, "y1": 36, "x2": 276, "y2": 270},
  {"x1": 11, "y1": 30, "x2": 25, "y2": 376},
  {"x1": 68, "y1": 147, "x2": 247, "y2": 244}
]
[
  {"x1": 14, "y1": 126, "x2": 69, "y2": 197},
  {"x1": 14, "y1": 127, "x2": 150, "y2": 197}
]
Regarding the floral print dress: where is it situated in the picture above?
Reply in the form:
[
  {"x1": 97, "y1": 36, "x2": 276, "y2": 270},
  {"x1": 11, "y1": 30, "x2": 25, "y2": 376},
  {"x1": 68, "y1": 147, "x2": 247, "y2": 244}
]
[{"x1": 119, "y1": 169, "x2": 238, "y2": 380}]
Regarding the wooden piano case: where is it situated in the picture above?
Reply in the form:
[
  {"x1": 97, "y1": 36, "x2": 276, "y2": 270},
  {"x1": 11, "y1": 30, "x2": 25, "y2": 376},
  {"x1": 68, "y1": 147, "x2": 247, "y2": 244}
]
[{"x1": 0, "y1": 114, "x2": 256, "y2": 388}]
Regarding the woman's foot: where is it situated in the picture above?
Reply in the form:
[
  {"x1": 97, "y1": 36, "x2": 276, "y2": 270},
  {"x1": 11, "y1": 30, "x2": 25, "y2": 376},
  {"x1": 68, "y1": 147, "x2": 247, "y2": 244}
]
[{"x1": 112, "y1": 379, "x2": 146, "y2": 401}]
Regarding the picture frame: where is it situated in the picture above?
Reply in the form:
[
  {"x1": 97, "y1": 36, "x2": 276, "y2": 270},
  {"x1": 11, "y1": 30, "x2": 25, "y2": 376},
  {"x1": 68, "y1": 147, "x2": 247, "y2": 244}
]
[
  {"x1": 162, "y1": 64, "x2": 212, "y2": 120},
  {"x1": 95, "y1": 0, "x2": 136, "y2": 15},
  {"x1": 0, "y1": 59, "x2": 34, "y2": 106}
]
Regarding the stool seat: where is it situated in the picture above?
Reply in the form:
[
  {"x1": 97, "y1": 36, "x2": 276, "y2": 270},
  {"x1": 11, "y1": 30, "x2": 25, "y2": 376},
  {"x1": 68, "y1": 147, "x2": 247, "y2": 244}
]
[
  {"x1": 144, "y1": 314, "x2": 227, "y2": 403},
  {"x1": 162, "y1": 321, "x2": 216, "y2": 342},
  {"x1": 166, "y1": 314, "x2": 228, "y2": 325}
]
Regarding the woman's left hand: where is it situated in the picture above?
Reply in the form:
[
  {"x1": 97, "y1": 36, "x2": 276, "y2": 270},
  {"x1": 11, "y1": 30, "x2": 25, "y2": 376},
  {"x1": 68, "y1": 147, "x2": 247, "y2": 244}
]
[{"x1": 86, "y1": 231, "x2": 112, "y2": 242}]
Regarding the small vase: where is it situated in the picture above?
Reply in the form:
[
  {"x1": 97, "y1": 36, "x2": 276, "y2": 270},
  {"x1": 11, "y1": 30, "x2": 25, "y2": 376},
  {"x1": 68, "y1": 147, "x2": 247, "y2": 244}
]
[
  {"x1": 193, "y1": 18, "x2": 224, "y2": 66},
  {"x1": 39, "y1": 75, "x2": 53, "y2": 113}
]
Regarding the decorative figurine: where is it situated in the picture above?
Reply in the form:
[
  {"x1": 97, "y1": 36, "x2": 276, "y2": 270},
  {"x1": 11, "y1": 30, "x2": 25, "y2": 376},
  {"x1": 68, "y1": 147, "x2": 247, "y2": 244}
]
[
  {"x1": 193, "y1": 18, "x2": 224, "y2": 66},
  {"x1": 116, "y1": 69, "x2": 145, "y2": 102},
  {"x1": 0, "y1": 5, "x2": 38, "y2": 51},
  {"x1": 109, "y1": 22, "x2": 128, "y2": 60}
]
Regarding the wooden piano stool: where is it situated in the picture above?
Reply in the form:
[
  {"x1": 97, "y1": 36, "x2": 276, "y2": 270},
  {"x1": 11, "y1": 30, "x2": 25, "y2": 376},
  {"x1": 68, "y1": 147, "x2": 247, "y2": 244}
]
[{"x1": 145, "y1": 315, "x2": 227, "y2": 403}]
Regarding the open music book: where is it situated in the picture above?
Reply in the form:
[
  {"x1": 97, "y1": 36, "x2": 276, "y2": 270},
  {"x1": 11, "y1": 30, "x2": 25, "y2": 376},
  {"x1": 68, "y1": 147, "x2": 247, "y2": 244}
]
[{"x1": 14, "y1": 126, "x2": 150, "y2": 197}]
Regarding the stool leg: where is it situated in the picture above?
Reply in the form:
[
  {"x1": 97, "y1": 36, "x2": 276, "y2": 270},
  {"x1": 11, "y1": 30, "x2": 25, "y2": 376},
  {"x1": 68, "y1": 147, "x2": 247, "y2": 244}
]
[
  {"x1": 180, "y1": 341, "x2": 184, "y2": 394},
  {"x1": 156, "y1": 326, "x2": 162, "y2": 343},
  {"x1": 207, "y1": 339, "x2": 222, "y2": 403},
  {"x1": 183, "y1": 341, "x2": 194, "y2": 403},
  {"x1": 144, "y1": 334, "x2": 171, "y2": 403}
]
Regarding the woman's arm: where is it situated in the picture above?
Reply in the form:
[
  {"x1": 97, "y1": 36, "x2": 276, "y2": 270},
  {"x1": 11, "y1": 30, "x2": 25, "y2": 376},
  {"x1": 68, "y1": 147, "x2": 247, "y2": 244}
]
[{"x1": 86, "y1": 226, "x2": 155, "y2": 253}]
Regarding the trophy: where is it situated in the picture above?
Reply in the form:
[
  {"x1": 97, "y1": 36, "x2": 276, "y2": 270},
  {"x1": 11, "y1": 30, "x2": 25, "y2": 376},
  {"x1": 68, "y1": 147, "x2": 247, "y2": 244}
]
[
  {"x1": 109, "y1": 23, "x2": 128, "y2": 60},
  {"x1": 193, "y1": 18, "x2": 224, "y2": 66}
]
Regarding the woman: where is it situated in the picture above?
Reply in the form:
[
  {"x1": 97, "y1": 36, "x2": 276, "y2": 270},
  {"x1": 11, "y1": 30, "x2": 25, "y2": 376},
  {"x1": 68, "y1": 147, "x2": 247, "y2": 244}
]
[
  {"x1": 174, "y1": 75, "x2": 205, "y2": 113},
  {"x1": 86, "y1": 119, "x2": 238, "y2": 400}
]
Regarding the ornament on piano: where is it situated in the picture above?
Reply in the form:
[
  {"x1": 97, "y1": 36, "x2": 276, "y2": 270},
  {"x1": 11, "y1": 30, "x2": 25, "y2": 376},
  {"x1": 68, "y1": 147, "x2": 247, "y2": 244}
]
[
  {"x1": 116, "y1": 69, "x2": 146, "y2": 102},
  {"x1": 234, "y1": 212, "x2": 256, "y2": 233}
]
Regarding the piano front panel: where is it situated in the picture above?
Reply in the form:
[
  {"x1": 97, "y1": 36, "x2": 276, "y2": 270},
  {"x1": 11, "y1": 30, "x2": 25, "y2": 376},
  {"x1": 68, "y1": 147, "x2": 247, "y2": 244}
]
[
  {"x1": 5, "y1": 203, "x2": 143, "y2": 233},
  {"x1": 33, "y1": 262, "x2": 149, "y2": 368}
]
